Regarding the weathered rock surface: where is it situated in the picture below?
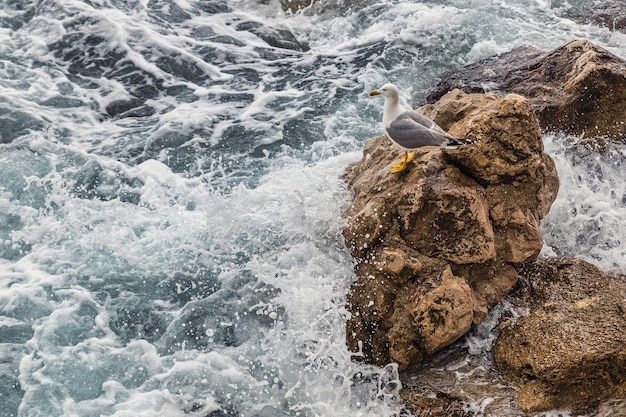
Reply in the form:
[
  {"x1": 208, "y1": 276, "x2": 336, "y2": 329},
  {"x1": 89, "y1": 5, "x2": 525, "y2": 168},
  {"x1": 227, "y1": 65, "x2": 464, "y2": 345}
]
[
  {"x1": 343, "y1": 90, "x2": 559, "y2": 370},
  {"x1": 494, "y1": 258, "x2": 626, "y2": 413},
  {"x1": 427, "y1": 39, "x2": 626, "y2": 142},
  {"x1": 400, "y1": 387, "x2": 474, "y2": 417}
]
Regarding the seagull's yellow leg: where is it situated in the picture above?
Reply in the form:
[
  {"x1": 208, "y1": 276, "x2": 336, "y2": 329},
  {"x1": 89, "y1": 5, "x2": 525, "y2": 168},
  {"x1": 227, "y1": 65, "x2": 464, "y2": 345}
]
[
  {"x1": 391, "y1": 151, "x2": 416, "y2": 173},
  {"x1": 404, "y1": 150, "x2": 417, "y2": 164}
]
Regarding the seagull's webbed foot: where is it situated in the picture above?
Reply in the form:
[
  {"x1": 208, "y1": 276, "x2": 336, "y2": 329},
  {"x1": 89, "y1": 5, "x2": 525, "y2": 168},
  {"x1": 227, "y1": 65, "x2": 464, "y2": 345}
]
[
  {"x1": 391, "y1": 160, "x2": 407, "y2": 173},
  {"x1": 391, "y1": 151, "x2": 417, "y2": 173}
]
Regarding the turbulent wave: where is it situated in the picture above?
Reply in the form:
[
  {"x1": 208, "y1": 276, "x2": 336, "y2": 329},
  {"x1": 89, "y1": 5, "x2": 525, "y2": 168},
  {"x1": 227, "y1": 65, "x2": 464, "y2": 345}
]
[
  {"x1": 542, "y1": 134, "x2": 626, "y2": 273},
  {"x1": 1, "y1": 0, "x2": 625, "y2": 416}
]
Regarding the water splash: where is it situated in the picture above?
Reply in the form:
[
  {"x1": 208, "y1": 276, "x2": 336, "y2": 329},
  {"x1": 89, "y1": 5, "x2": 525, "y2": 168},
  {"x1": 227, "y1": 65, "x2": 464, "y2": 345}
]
[{"x1": 542, "y1": 134, "x2": 626, "y2": 273}]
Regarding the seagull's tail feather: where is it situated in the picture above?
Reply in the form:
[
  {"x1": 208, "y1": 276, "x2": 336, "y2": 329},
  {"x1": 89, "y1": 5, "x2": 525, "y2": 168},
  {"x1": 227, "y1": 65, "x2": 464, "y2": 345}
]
[{"x1": 446, "y1": 136, "x2": 474, "y2": 147}]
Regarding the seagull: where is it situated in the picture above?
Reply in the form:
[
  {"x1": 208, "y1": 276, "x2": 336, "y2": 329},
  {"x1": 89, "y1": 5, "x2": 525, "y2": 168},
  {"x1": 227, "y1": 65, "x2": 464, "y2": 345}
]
[{"x1": 369, "y1": 83, "x2": 472, "y2": 173}]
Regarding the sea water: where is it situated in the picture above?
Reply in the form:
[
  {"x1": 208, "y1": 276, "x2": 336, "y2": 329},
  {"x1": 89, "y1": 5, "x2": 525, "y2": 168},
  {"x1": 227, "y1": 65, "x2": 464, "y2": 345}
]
[{"x1": 1, "y1": 0, "x2": 625, "y2": 416}]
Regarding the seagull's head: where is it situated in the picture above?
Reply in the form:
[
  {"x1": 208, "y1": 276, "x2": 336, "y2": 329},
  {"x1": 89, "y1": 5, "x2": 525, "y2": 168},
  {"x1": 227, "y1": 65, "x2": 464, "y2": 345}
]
[{"x1": 369, "y1": 83, "x2": 400, "y2": 100}]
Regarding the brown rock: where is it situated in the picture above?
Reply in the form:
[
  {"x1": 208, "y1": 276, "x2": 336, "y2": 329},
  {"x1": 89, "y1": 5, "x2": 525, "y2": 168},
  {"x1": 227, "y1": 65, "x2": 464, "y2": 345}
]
[
  {"x1": 474, "y1": 264, "x2": 518, "y2": 306},
  {"x1": 427, "y1": 39, "x2": 626, "y2": 142},
  {"x1": 344, "y1": 91, "x2": 559, "y2": 370},
  {"x1": 503, "y1": 208, "x2": 542, "y2": 263},
  {"x1": 494, "y1": 258, "x2": 626, "y2": 413},
  {"x1": 410, "y1": 266, "x2": 486, "y2": 355},
  {"x1": 379, "y1": 247, "x2": 423, "y2": 277},
  {"x1": 400, "y1": 387, "x2": 474, "y2": 417},
  {"x1": 346, "y1": 243, "x2": 442, "y2": 368}
]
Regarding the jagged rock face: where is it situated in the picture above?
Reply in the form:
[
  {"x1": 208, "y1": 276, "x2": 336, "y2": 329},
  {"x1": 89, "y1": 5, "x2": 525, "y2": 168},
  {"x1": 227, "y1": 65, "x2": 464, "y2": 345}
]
[
  {"x1": 343, "y1": 91, "x2": 559, "y2": 369},
  {"x1": 494, "y1": 258, "x2": 626, "y2": 413},
  {"x1": 427, "y1": 39, "x2": 626, "y2": 142}
]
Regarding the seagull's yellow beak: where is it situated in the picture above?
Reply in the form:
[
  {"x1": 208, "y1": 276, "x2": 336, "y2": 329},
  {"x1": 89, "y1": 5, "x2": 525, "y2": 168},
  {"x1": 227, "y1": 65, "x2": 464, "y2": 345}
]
[{"x1": 369, "y1": 90, "x2": 380, "y2": 96}]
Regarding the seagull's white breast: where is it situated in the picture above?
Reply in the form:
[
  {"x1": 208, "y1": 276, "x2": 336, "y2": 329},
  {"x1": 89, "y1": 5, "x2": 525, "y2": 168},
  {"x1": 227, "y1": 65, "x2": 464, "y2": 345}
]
[{"x1": 382, "y1": 101, "x2": 406, "y2": 130}]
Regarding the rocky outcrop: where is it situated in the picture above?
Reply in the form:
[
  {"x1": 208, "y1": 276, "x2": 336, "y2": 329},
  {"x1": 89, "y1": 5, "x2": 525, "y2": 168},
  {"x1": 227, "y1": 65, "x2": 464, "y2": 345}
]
[
  {"x1": 494, "y1": 258, "x2": 626, "y2": 413},
  {"x1": 427, "y1": 39, "x2": 626, "y2": 142},
  {"x1": 343, "y1": 90, "x2": 559, "y2": 370}
]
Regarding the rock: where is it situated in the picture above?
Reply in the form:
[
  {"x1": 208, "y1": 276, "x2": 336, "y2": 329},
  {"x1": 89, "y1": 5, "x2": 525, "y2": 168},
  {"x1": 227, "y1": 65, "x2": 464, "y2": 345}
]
[
  {"x1": 106, "y1": 102, "x2": 154, "y2": 119},
  {"x1": 235, "y1": 21, "x2": 309, "y2": 52},
  {"x1": 560, "y1": 0, "x2": 626, "y2": 34},
  {"x1": 494, "y1": 258, "x2": 626, "y2": 413},
  {"x1": 0, "y1": 107, "x2": 44, "y2": 143},
  {"x1": 278, "y1": 0, "x2": 368, "y2": 15},
  {"x1": 343, "y1": 91, "x2": 559, "y2": 370},
  {"x1": 198, "y1": 1, "x2": 231, "y2": 14},
  {"x1": 427, "y1": 39, "x2": 626, "y2": 142},
  {"x1": 280, "y1": 0, "x2": 317, "y2": 13},
  {"x1": 400, "y1": 387, "x2": 474, "y2": 417},
  {"x1": 410, "y1": 266, "x2": 487, "y2": 355}
]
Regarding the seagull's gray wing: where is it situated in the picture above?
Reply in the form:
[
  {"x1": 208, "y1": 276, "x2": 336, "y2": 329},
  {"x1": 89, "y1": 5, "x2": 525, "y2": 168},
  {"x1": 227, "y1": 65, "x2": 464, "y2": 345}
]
[
  {"x1": 405, "y1": 111, "x2": 449, "y2": 135},
  {"x1": 385, "y1": 111, "x2": 453, "y2": 149}
]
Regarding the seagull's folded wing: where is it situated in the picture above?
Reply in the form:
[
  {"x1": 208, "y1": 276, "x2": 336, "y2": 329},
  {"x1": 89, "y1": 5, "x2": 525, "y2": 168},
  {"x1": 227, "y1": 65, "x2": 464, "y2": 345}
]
[{"x1": 385, "y1": 112, "x2": 451, "y2": 148}]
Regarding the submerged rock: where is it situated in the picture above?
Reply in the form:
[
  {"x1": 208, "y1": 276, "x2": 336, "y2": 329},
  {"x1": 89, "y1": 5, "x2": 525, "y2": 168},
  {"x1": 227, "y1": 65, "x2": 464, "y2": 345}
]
[
  {"x1": 428, "y1": 39, "x2": 626, "y2": 142},
  {"x1": 560, "y1": 0, "x2": 626, "y2": 34},
  {"x1": 279, "y1": 0, "x2": 317, "y2": 13},
  {"x1": 0, "y1": 107, "x2": 44, "y2": 143},
  {"x1": 343, "y1": 90, "x2": 558, "y2": 370},
  {"x1": 236, "y1": 21, "x2": 309, "y2": 51},
  {"x1": 494, "y1": 258, "x2": 626, "y2": 413}
]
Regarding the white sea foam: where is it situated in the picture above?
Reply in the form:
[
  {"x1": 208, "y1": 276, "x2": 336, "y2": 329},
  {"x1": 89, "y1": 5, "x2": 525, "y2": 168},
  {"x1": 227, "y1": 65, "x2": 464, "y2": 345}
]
[
  {"x1": 5, "y1": 137, "x2": 406, "y2": 415},
  {"x1": 542, "y1": 134, "x2": 626, "y2": 273}
]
